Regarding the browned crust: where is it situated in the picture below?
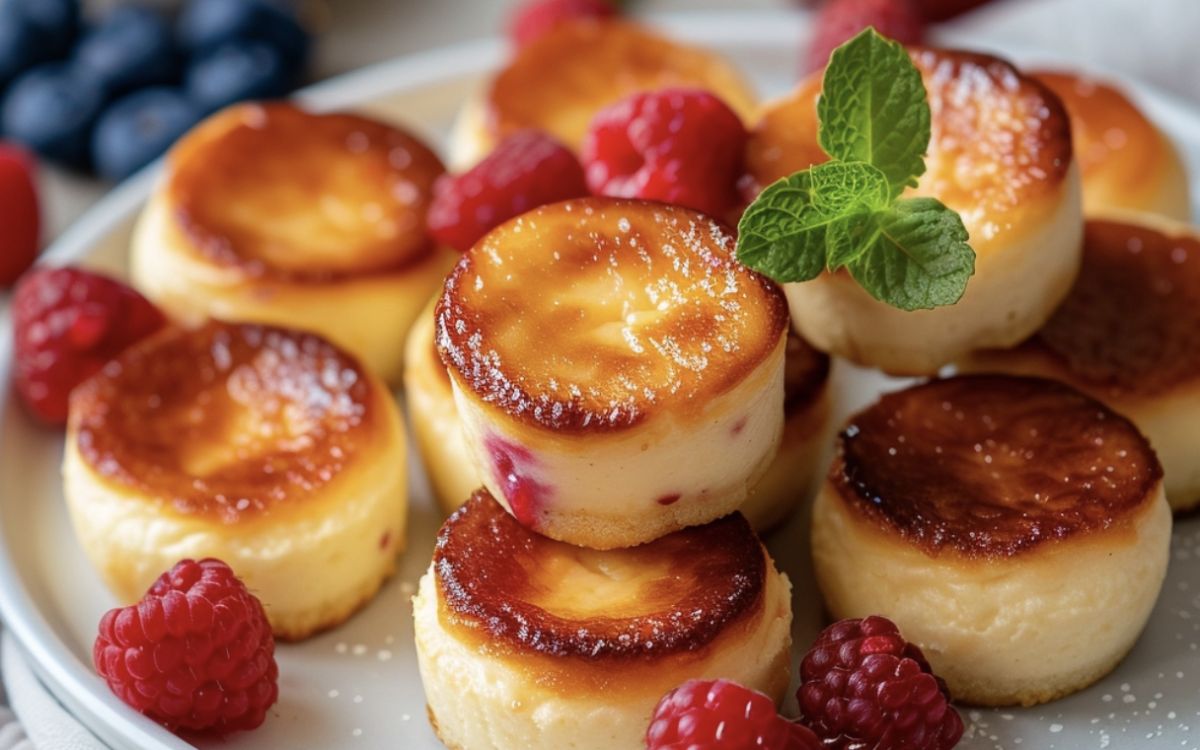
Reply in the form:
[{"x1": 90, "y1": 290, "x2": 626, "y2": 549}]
[
  {"x1": 830, "y1": 375, "x2": 1162, "y2": 558},
  {"x1": 433, "y1": 492, "x2": 765, "y2": 661},
  {"x1": 486, "y1": 19, "x2": 755, "y2": 150},
  {"x1": 167, "y1": 102, "x2": 445, "y2": 283},
  {"x1": 69, "y1": 321, "x2": 380, "y2": 523},
  {"x1": 435, "y1": 197, "x2": 790, "y2": 433},
  {"x1": 747, "y1": 47, "x2": 1073, "y2": 232},
  {"x1": 1015, "y1": 219, "x2": 1200, "y2": 397},
  {"x1": 426, "y1": 706, "x2": 455, "y2": 750}
]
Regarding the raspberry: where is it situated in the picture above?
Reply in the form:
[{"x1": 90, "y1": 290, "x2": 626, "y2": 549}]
[
  {"x1": 12, "y1": 266, "x2": 165, "y2": 426},
  {"x1": 805, "y1": 0, "x2": 926, "y2": 73},
  {"x1": 582, "y1": 88, "x2": 748, "y2": 218},
  {"x1": 646, "y1": 679, "x2": 822, "y2": 750},
  {"x1": 427, "y1": 129, "x2": 588, "y2": 252},
  {"x1": 508, "y1": 0, "x2": 617, "y2": 48},
  {"x1": 0, "y1": 143, "x2": 39, "y2": 286},
  {"x1": 797, "y1": 616, "x2": 964, "y2": 750},
  {"x1": 93, "y1": 559, "x2": 279, "y2": 734}
]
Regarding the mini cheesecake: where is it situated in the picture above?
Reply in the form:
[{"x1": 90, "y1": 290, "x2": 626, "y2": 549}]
[
  {"x1": 448, "y1": 19, "x2": 758, "y2": 168},
  {"x1": 961, "y1": 217, "x2": 1200, "y2": 512},
  {"x1": 747, "y1": 48, "x2": 1083, "y2": 375},
  {"x1": 436, "y1": 197, "x2": 790, "y2": 549},
  {"x1": 130, "y1": 102, "x2": 455, "y2": 385},
  {"x1": 741, "y1": 332, "x2": 831, "y2": 531},
  {"x1": 1034, "y1": 70, "x2": 1192, "y2": 221},
  {"x1": 409, "y1": 289, "x2": 829, "y2": 530},
  {"x1": 413, "y1": 493, "x2": 793, "y2": 750},
  {"x1": 404, "y1": 296, "x2": 481, "y2": 513},
  {"x1": 64, "y1": 322, "x2": 407, "y2": 641},
  {"x1": 812, "y1": 375, "x2": 1171, "y2": 707}
]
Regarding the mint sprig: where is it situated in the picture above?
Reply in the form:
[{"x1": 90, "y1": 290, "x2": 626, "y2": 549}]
[{"x1": 737, "y1": 28, "x2": 974, "y2": 312}]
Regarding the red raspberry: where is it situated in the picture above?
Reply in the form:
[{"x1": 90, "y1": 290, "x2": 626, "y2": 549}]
[
  {"x1": 508, "y1": 0, "x2": 617, "y2": 48},
  {"x1": 0, "y1": 144, "x2": 40, "y2": 286},
  {"x1": 805, "y1": 0, "x2": 926, "y2": 73},
  {"x1": 646, "y1": 679, "x2": 822, "y2": 750},
  {"x1": 12, "y1": 266, "x2": 165, "y2": 426},
  {"x1": 93, "y1": 559, "x2": 279, "y2": 734},
  {"x1": 582, "y1": 88, "x2": 748, "y2": 218},
  {"x1": 427, "y1": 129, "x2": 588, "y2": 252},
  {"x1": 797, "y1": 616, "x2": 964, "y2": 750}
]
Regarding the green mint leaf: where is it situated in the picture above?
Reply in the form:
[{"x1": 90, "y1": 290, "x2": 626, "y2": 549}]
[
  {"x1": 844, "y1": 197, "x2": 975, "y2": 311},
  {"x1": 817, "y1": 28, "x2": 930, "y2": 198},
  {"x1": 736, "y1": 161, "x2": 891, "y2": 282}
]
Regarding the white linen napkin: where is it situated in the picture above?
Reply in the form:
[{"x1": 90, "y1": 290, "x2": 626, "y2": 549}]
[{"x1": 0, "y1": 634, "x2": 106, "y2": 750}]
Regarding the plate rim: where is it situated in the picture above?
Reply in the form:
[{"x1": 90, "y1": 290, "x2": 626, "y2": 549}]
[{"x1": 1, "y1": 9, "x2": 1198, "y2": 749}]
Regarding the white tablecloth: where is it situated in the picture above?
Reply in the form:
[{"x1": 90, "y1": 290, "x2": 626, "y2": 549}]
[{"x1": 2, "y1": 0, "x2": 1196, "y2": 746}]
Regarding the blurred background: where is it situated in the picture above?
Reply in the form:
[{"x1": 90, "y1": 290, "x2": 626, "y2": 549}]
[{"x1": 0, "y1": 0, "x2": 1197, "y2": 261}]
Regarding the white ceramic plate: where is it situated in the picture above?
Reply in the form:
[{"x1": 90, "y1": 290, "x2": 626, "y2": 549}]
[{"x1": 2, "y1": 11, "x2": 1199, "y2": 750}]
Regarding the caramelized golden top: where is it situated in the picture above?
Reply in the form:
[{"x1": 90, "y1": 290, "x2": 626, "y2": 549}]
[
  {"x1": 167, "y1": 102, "x2": 445, "y2": 281},
  {"x1": 747, "y1": 48, "x2": 1073, "y2": 251},
  {"x1": 1034, "y1": 71, "x2": 1167, "y2": 210},
  {"x1": 487, "y1": 20, "x2": 756, "y2": 151},
  {"x1": 1026, "y1": 220, "x2": 1200, "y2": 396},
  {"x1": 436, "y1": 198, "x2": 789, "y2": 432},
  {"x1": 70, "y1": 322, "x2": 380, "y2": 523},
  {"x1": 832, "y1": 375, "x2": 1160, "y2": 558},
  {"x1": 435, "y1": 492, "x2": 765, "y2": 660}
]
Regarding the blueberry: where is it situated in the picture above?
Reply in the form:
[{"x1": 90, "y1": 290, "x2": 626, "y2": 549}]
[
  {"x1": 178, "y1": 0, "x2": 310, "y2": 69},
  {"x1": 185, "y1": 40, "x2": 292, "y2": 114},
  {"x1": 11, "y1": 0, "x2": 80, "y2": 59},
  {"x1": 92, "y1": 87, "x2": 200, "y2": 181},
  {"x1": 0, "y1": 4, "x2": 41, "y2": 90},
  {"x1": 74, "y1": 6, "x2": 178, "y2": 98},
  {"x1": 1, "y1": 62, "x2": 103, "y2": 168}
]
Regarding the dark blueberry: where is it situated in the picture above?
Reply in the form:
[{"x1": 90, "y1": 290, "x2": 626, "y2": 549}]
[
  {"x1": 0, "y1": 4, "x2": 41, "y2": 90},
  {"x1": 11, "y1": 0, "x2": 80, "y2": 59},
  {"x1": 92, "y1": 87, "x2": 201, "y2": 181},
  {"x1": 178, "y1": 0, "x2": 310, "y2": 69},
  {"x1": 1, "y1": 62, "x2": 103, "y2": 168},
  {"x1": 74, "y1": 6, "x2": 178, "y2": 97},
  {"x1": 185, "y1": 40, "x2": 292, "y2": 114}
]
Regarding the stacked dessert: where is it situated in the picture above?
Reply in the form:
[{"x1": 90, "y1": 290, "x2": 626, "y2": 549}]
[
  {"x1": 412, "y1": 197, "x2": 797, "y2": 748},
  {"x1": 406, "y1": 17, "x2": 834, "y2": 532}
]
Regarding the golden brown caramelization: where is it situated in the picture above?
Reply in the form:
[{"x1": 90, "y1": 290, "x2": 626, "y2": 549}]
[
  {"x1": 434, "y1": 492, "x2": 765, "y2": 660},
  {"x1": 486, "y1": 20, "x2": 757, "y2": 150},
  {"x1": 70, "y1": 322, "x2": 379, "y2": 523},
  {"x1": 747, "y1": 47, "x2": 1073, "y2": 250},
  {"x1": 832, "y1": 375, "x2": 1161, "y2": 558},
  {"x1": 436, "y1": 198, "x2": 789, "y2": 433},
  {"x1": 1022, "y1": 220, "x2": 1200, "y2": 396},
  {"x1": 1035, "y1": 72, "x2": 1160, "y2": 188},
  {"x1": 1034, "y1": 71, "x2": 1189, "y2": 218},
  {"x1": 167, "y1": 102, "x2": 445, "y2": 281}
]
